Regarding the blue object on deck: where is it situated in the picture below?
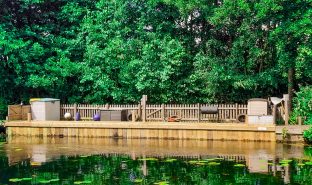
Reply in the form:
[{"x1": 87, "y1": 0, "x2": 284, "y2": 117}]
[
  {"x1": 75, "y1": 112, "x2": 81, "y2": 121},
  {"x1": 93, "y1": 113, "x2": 100, "y2": 121}
]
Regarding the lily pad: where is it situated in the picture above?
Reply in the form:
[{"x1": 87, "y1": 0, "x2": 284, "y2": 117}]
[
  {"x1": 305, "y1": 161, "x2": 312, "y2": 165},
  {"x1": 9, "y1": 178, "x2": 22, "y2": 182},
  {"x1": 134, "y1": 179, "x2": 143, "y2": 183},
  {"x1": 30, "y1": 162, "x2": 41, "y2": 166},
  {"x1": 39, "y1": 180, "x2": 51, "y2": 184},
  {"x1": 22, "y1": 177, "x2": 32, "y2": 181},
  {"x1": 297, "y1": 163, "x2": 305, "y2": 166},
  {"x1": 83, "y1": 180, "x2": 92, "y2": 184},
  {"x1": 208, "y1": 162, "x2": 220, "y2": 166},
  {"x1": 280, "y1": 163, "x2": 289, "y2": 167},
  {"x1": 280, "y1": 159, "x2": 292, "y2": 164},
  {"x1": 154, "y1": 181, "x2": 169, "y2": 185},
  {"x1": 164, "y1": 159, "x2": 177, "y2": 162},
  {"x1": 234, "y1": 164, "x2": 245, "y2": 167},
  {"x1": 138, "y1": 158, "x2": 158, "y2": 161},
  {"x1": 204, "y1": 158, "x2": 214, "y2": 161},
  {"x1": 50, "y1": 178, "x2": 60, "y2": 182},
  {"x1": 188, "y1": 160, "x2": 199, "y2": 164}
]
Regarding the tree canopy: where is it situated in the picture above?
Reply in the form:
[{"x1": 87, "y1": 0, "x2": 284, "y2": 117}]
[{"x1": 0, "y1": 0, "x2": 311, "y2": 117}]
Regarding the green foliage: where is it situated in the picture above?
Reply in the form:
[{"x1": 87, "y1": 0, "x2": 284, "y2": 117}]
[
  {"x1": 290, "y1": 86, "x2": 312, "y2": 125},
  {"x1": 303, "y1": 127, "x2": 312, "y2": 144},
  {"x1": 0, "y1": 0, "x2": 311, "y2": 107},
  {"x1": 0, "y1": 98, "x2": 7, "y2": 120}
]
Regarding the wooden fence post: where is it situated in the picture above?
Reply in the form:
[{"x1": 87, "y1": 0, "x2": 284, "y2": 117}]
[
  {"x1": 197, "y1": 103, "x2": 201, "y2": 122},
  {"x1": 105, "y1": 103, "x2": 109, "y2": 110},
  {"x1": 235, "y1": 103, "x2": 238, "y2": 119},
  {"x1": 132, "y1": 110, "x2": 136, "y2": 122},
  {"x1": 161, "y1": 104, "x2": 165, "y2": 122},
  {"x1": 283, "y1": 94, "x2": 289, "y2": 125},
  {"x1": 74, "y1": 103, "x2": 77, "y2": 119},
  {"x1": 298, "y1": 116, "x2": 302, "y2": 125},
  {"x1": 138, "y1": 103, "x2": 142, "y2": 121},
  {"x1": 141, "y1": 95, "x2": 147, "y2": 122},
  {"x1": 20, "y1": 105, "x2": 23, "y2": 120},
  {"x1": 27, "y1": 113, "x2": 32, "y2": 122},
  {"x1": 273, "y1": 104, "x2": 277, "y2": 125}
]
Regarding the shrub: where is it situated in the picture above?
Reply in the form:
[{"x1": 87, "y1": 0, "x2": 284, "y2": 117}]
[
  {"x1": 290, "y1": 86, "x2": 312, "y2": 125},
  {"x1": 303, "y1": 127, "x2": 312, "y2": 144},
  {"x1": 0, "y1": 98, "x2": 8, "y2": 120}
]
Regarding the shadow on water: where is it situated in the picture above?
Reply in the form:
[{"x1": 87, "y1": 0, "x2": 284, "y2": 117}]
[{"x1": 0, "y1": 137, "x2": 311, "y2": 184}]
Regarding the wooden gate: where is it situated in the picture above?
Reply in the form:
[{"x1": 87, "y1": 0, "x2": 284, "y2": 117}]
[{"x1": 7, "y1": 105, "x2": 30, "y2": 121}]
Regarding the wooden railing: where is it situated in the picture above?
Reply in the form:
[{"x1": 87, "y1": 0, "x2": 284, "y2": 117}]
[{"x1": 61, "y1": 103, "x2": 247, "y2": 122}]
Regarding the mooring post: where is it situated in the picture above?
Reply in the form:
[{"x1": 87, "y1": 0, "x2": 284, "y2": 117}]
[
  {"x1": 298, "y1": 116, "x2": 302, "y2": 125},
  {"x1": 27, "y1": 113, "x2": 31, "y2": 122}
]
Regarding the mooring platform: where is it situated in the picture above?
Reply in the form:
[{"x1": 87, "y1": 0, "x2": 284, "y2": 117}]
[{"x1": 5, "y1": 121, "x2": 278, "y2": 141}]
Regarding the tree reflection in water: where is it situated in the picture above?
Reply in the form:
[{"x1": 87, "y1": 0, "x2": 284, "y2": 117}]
[
  {"x1": 0, "y1": 153, "x2": 311, "y2": 185},
  {"x1": 0, "y1": 138, "x2": 311, "y2": 184}
]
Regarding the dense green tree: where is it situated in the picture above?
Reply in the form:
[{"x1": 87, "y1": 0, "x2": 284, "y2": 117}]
[{"x1": 0, "y1": 0, "x2": 311, "y2": 118}]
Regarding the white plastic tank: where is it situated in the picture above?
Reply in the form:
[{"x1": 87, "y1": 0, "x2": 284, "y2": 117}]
[{"x1": 30, "y1": 98, "x2": 60, "y2": 121}]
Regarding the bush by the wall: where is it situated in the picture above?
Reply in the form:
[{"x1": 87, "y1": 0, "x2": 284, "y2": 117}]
[
  {"x1": 0, "y1": 98, "x2": 7, "y2": 120},
  {"x1": 290, "y1": 86, "x2": 312, "y2": 125},
  {"x1": 303, "y1": 127, "x2": 312, "y2": 144}
]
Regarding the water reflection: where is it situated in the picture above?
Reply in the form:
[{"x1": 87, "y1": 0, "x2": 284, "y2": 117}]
[{"x1": 0, "y1": 137, "x2": 311, "y2": 184}]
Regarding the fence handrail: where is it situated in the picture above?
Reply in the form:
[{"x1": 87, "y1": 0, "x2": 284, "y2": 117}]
[{"x1": 60, "y1": 103, "x2": 248, "y2": 122}]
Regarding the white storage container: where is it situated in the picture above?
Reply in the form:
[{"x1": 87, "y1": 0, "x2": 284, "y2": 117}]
[
  {"x1": 30, "y1": 98, "x2": 60, "y2": 121},
  {"x1": 247, "y1": 115, "x2": 274, "y2": 125},
  {"x1": 247, "y1": 98, "x2": 268, "y2": 115}
]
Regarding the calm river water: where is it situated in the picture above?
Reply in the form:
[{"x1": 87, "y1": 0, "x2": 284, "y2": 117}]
[{"x1": 0, "y1": 137, "x2": 311, "y2": 184}]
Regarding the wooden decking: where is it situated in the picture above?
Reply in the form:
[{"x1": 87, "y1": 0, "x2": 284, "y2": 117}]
[{"x1": 5, "y1": 121, "x2": 276, "y2": 141}]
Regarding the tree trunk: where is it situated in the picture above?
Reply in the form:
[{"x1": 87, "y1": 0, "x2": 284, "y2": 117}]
[{"x1": 288, "y1": 67, "x2": 294, "y2": 114}]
